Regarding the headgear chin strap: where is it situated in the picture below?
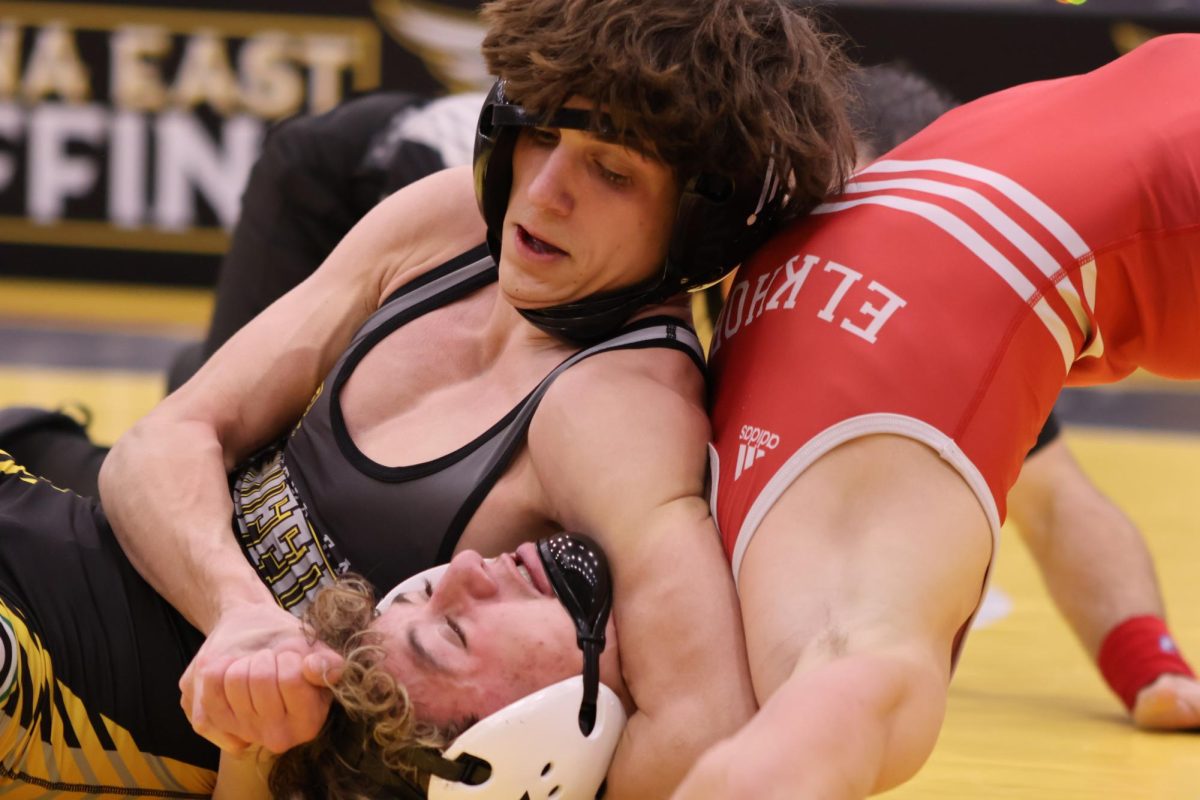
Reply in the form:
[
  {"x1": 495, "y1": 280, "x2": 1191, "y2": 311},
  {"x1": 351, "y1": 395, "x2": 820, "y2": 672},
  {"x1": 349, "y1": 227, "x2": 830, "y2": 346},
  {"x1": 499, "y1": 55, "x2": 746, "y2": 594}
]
[
  {"x1": 473, "y1": 80, "x2": 786, "y2": 345},
  {"x1": 370, "y1": 533, "x2": 626, "y2": 799}
]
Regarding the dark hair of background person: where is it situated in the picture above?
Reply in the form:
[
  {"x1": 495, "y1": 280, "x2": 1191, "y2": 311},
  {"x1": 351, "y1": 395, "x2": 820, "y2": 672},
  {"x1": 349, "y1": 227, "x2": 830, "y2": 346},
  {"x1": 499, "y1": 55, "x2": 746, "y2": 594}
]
[{"x1": 848, "y1": 62, "x2": 959, "y2": 161}]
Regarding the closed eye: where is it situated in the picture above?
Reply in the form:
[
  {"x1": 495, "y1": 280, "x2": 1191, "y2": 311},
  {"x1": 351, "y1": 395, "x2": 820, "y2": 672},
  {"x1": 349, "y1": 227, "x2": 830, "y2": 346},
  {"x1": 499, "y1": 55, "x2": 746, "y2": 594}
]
[
  {"x1": 596, "y1": 160, "x2": 630, "y2": 187},
  {"x1": 446, "y1": 616, "x2": 467, "y2": 648}
]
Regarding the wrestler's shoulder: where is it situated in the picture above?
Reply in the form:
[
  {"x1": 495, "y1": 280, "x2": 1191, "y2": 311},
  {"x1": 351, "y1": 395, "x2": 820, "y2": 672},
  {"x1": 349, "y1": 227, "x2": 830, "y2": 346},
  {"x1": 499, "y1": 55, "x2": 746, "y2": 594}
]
[
  {"x1": 538, "y1": 343, "x2": 710, "y2": 456},
  {"x1": 564, "y1": 329, "x2": 704, "y2": 407},
  {"x1": 369, "y1": 166, "x2": 489, "y2": 297}
]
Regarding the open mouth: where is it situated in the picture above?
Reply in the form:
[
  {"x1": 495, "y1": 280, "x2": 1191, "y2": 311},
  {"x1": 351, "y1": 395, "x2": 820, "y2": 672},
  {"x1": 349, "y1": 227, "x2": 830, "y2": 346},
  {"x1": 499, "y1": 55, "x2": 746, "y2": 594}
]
[
  {"x1": 516, "y1": 225, "x2": 567, "y2": 256},
  {"x1": 513, "y1": 546, "x2": 555, "y2": 597}
]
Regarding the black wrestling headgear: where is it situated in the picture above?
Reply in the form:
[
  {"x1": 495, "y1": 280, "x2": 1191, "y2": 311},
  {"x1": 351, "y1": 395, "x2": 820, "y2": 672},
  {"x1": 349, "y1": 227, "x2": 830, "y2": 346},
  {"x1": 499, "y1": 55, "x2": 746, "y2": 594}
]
[{"x1": 473, "y1": 80, "x2": 786, "y2": 344}]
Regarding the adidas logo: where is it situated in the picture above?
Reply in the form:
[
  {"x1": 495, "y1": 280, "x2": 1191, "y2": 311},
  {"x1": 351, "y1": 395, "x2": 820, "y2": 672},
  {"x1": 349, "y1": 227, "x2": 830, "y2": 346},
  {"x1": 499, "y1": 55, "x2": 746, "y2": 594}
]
[{"x1": 735, "y1": 425, "x2": 780, "y2": 480}]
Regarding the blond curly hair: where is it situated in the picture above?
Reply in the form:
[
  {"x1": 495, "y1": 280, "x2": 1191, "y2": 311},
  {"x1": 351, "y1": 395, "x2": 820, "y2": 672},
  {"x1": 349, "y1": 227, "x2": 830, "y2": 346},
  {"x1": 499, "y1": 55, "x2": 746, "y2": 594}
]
[{"x1": 268, "y1": 577, "x2": 473, "y2": 798}]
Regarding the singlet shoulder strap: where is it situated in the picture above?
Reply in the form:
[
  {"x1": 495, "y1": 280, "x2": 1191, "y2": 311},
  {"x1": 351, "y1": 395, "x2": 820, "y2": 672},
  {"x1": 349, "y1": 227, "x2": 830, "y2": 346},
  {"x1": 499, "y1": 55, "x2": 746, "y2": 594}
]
[
  {"x1": 345, "y1": 243, "x2": 495, "y2": 355},
  {"x1": 380, "y1": 242, "x2": 492, "y2": 306},
  {"x1": 604, "y1": 315, "x2": 706, "y2": 374},
  {"x1": 509, "y1": 318, "x2": 705, "y2": 453},
  {"x1": 436, "y1": 317, "x2": 705, "y2": 562}
]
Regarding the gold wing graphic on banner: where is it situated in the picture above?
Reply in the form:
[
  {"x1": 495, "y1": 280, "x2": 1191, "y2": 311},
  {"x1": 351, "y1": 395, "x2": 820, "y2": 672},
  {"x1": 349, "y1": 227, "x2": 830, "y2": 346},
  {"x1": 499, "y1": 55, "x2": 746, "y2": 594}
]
[
  {"x1": 1111, "y1": 22, "x2": 1161, "y2": 55},
  {"x1": 372, "y1": 0, "x2": 491, "y2": 92}
]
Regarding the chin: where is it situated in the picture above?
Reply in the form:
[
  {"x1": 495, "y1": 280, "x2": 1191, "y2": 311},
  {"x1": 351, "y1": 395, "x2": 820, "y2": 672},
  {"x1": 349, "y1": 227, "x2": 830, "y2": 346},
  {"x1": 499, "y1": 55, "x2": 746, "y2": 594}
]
[{"x1": 497, "y1": 267, "x2": 572, "y2": 310}]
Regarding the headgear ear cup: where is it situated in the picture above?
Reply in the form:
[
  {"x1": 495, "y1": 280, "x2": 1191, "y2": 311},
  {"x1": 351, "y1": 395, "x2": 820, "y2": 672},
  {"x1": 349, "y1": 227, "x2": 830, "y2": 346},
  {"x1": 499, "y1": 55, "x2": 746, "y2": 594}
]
[{"x1": 472, "y1": 82, "x2": 515, "y2": 260}]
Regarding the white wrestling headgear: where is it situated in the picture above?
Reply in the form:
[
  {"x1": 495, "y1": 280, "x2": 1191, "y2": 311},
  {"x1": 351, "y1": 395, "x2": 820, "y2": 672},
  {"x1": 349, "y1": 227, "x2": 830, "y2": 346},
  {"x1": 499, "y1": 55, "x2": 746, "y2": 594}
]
[{"x1": 371, "y1": 533, "x2": 628, "y2": 800}]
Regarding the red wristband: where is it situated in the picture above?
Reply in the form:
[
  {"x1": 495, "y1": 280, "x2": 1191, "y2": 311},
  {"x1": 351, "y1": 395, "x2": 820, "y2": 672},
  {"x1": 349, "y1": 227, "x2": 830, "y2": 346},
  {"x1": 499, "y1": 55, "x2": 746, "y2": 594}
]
[{"x1": 1097, "y1": 615, "x2": 1195, "y2": 711}]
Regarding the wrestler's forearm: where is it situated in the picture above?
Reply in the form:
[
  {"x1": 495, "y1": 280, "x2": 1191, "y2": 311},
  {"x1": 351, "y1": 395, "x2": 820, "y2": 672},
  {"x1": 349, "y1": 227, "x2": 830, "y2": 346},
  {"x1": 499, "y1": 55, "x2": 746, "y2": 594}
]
[
  {"x1": 605, "y1": 505, "x2": 757, "y2": 798},
  {"x1": 673, "y1": 648, "x2": 946, "y2": 800},
  {"x1": 99, "y1": 416, "x2": 274, "y2": 634},
  {"x1": 606, "y1": 710, "x2": 725, "y2": 799}
]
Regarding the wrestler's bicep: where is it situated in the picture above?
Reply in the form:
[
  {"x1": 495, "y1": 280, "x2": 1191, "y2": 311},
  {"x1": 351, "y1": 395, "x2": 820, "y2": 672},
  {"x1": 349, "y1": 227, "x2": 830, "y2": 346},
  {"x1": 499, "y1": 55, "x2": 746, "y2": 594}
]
[{"x1": 530, "y1": 358, "x2": 757, "y2": 792}]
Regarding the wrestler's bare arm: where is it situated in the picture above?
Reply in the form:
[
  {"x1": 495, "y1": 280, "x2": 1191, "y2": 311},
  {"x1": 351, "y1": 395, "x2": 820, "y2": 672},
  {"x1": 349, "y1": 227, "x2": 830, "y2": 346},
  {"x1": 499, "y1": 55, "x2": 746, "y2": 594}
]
[
  {"x1": 530, "y1": 347, "x2": 757, "y2": 799},
  {"x1": 672, "y1": 436, "x2": 992, "y2": 799},
  {"x1": 99, "y1": 166, "x2": 485, "y2": 752}
]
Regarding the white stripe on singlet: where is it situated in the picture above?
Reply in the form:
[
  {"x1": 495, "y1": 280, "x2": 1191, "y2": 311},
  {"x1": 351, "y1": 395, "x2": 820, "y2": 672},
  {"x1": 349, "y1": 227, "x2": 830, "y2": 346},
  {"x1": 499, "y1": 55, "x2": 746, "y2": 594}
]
[
  {"x1": 856, "y1": 158, "x2": 1091, "y2": 258},
  {"x1": 840, "y1": 176, "x2": 1094, "y2": 342},
  {"x1": 813, "y1": 193, "x2": 1077, "y2": 370},
  {"x1": 816, "y1": 159, "x2": 1099, "y2": 371}
]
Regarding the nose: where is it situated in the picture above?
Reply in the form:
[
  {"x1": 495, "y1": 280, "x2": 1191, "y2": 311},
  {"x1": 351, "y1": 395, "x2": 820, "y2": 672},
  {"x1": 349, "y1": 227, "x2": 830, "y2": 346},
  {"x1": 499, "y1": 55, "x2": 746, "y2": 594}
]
[
  {"x1": 524, "y1": 142, "x2": 576, "y2": 218},
  {"x1": 431, "y1": 551, "x2": 498, "y2": 609}
]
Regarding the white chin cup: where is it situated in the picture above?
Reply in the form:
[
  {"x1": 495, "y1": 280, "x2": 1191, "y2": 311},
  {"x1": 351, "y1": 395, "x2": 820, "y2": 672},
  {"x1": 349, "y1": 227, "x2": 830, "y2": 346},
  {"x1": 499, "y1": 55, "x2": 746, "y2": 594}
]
[
  {"x1": 430, "y1": 676, "x2": 626, "y2": 800},
  {"x1": 375, "y1": 564, "x2": 628, "y2": 799}
]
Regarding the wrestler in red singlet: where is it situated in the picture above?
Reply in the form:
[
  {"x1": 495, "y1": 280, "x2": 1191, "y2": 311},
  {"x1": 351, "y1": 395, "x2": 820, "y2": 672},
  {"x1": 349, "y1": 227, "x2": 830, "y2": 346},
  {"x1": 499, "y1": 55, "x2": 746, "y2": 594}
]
[{"x1": 709, "y1": 34, "x2": 1200, "y2": 579}]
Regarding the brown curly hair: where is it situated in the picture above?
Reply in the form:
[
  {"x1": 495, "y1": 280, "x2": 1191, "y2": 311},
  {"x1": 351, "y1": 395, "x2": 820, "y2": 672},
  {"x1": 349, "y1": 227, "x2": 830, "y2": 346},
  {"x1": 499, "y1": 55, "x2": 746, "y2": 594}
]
[
  {"x1": 268, "y1": 577, "x2": 474, "y2": 799},
  {"x1": 480, "y1": 0, "x2": 859, "y2": 219}
]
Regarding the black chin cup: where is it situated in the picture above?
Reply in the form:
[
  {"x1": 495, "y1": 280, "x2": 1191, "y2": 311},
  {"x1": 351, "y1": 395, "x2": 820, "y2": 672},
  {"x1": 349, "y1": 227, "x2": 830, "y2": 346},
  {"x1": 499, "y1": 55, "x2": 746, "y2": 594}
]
[
  {"x1": 515, "y1": 278, "x2": 667, "y2": 345},
  {"x1": 537, "y1": 532, "x2": 614, "y2": 736}
]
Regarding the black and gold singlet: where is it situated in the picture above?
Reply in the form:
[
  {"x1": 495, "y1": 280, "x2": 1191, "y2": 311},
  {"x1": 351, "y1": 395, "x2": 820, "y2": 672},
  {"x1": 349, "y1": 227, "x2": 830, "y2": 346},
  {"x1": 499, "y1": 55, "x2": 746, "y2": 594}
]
[
  {"x1": 0, "y1": 454, "x2": 215, "y2": 798},
  {"x1": 231, "y1": 244, "x2": 705, "y2": 613},
  {"x1": 0, "y1": 247, "x2": 703, "y2": 798}
]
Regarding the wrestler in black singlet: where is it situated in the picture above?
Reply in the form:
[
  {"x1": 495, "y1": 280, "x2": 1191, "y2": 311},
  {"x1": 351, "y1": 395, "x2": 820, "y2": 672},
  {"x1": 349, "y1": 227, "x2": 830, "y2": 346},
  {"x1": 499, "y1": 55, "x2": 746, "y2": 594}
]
[{"x1": 0, "y1": 247, "x2": 703, "y2": 797}]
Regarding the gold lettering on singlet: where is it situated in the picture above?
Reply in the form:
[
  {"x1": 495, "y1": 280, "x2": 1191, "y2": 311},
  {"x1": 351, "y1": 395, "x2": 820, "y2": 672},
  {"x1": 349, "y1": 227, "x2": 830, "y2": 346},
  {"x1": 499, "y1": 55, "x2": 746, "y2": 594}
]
[
  {"x1": 259, "y1": 525, "x2": 311, "y2": 583},
  {"x1": 238, "y1": 462, "x2": 285, "y2": 494},
  {"x1": 234, "y1": 449, "x2": 340, "y2": 612},
  {"x1": 254, "y1": 496, "x2": 295, "y2": 538},
  {"x1": 276, "y1": 563, "x2": 324, "y2": 611},
  {"x1": 239, "y1": 479, "x2": 286, "y2": 515}
]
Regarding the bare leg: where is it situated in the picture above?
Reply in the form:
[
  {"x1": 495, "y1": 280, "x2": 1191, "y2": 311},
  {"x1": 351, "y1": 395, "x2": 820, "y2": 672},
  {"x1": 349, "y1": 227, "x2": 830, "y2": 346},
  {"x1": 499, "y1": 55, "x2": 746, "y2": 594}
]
[{"x1": 1009, "y1": 438, "x2": 1200, "y2": 729}]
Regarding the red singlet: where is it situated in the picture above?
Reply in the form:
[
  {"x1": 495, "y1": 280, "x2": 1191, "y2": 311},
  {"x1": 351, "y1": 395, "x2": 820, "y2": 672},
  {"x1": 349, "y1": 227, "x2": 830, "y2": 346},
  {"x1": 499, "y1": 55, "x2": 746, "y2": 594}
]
[{"x1": 709, "y1": 34, "x2": 1200, "y2": 580}]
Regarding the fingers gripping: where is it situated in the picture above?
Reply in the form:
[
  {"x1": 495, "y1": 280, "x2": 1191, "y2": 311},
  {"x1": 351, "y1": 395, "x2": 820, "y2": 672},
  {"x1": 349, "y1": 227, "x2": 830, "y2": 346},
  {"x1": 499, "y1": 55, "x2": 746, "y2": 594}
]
[
  {"x1": 182, "y1": 655, "x2": 252, "y2": 754},
  {"x1": 178, "y1": 605, "x2": 344, "y2": 755}
]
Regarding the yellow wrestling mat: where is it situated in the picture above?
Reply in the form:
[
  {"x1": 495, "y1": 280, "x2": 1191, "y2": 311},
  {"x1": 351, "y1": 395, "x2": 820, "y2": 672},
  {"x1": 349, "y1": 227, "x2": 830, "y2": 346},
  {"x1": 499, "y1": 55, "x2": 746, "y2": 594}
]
[
  {"x1": 3, "y1": 278, "x2": 1199, "y2": 798},
  {"x1": 885, "y1": 428, "x2": 1200, "y2": 800}
]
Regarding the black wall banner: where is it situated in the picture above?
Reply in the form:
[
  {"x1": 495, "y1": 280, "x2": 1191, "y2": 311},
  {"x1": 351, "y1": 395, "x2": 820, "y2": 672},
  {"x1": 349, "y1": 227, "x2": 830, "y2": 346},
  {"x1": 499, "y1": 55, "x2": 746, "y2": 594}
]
[
  {"x1": 0, "y1": 0, "x2": 1195, "y2": 287},
  {"x1": 0, "y1": 0, "x2": 488, "y2": 285},
  {"x1": 821, "y1": 0, "x2": 1200, "y2": 103}
]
